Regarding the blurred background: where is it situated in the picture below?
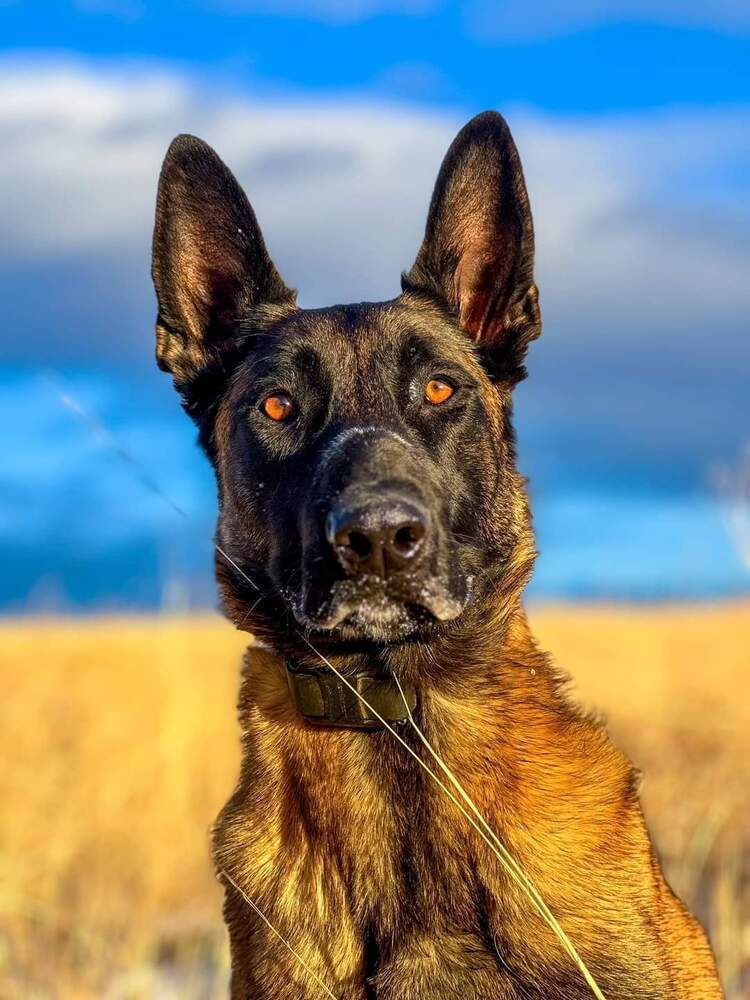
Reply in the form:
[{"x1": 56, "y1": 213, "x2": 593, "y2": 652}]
[{"x1": 0, "y1": 2, "x2": 748, "y2": 998}]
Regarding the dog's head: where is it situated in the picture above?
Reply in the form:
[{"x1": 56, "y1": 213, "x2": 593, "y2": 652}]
[{"x1": 152, "y1": 112, "x2": 541, "y2": 648}]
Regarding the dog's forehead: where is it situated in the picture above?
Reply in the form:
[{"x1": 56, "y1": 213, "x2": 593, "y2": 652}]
[{"x1": 254, "y1": 299, "x2": 479, "y2": 375}]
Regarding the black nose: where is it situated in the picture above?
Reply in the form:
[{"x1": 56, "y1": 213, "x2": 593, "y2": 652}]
[{"x1": 326, "y1": 501, "x2": 429, "y2": 579}]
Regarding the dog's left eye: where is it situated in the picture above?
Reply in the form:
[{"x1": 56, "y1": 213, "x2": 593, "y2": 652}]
[
  {"x1": 424, "y1": 378, "x2": 455, "y2": 405},
  {"x1": 260, "y1": 393, "x2": 295, "y2": 422}
]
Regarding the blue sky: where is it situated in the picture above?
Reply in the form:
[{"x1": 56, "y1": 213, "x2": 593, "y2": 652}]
[
  {"x1": 1, "y1": 1, "x2": 748, "y2": 608},
  {"x1": 3, "y1": 2, "x2": 750, "y2": 111}
]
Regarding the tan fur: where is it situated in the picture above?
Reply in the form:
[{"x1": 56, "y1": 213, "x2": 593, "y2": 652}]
[{"x1": 213, "y1": 599, "x2": 721, "y2": 998}]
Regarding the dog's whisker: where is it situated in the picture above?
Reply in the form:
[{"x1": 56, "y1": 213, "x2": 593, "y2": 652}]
[
  {"x1": 215, "y1": 543, "x2": 263, "y2": 594},
  {"x1": 471, "y1": 561, "x2": 512, "y2": 591},
  {"x1": 239, "y1": 592, "x2": 267, "y2": 626},
  {"x1": 450, "y1": 529, "x2": 478, "y2": 545}
]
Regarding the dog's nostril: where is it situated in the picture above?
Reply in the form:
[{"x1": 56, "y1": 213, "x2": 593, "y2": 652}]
[
  {"x1": 393, "y1": 522, "x2": 425, "y2": 555},
  {"x1": 328, "y1": 502, "x2": 430, "y2": 579},
  {"x1": 345, "y1": 530, "x2": 372, "y2": 560}
]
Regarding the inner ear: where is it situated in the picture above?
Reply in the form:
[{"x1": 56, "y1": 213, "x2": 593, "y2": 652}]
[
  {"x1": 403, "y1": 111, "x2": 541, "y2": 381},
  {"x1": 152, "y1": 134, "x2": 296, "y2": 411}
]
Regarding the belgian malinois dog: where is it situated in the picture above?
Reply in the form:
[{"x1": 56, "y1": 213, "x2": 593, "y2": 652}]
[{"x1": 152, "y1": 112, "x2": 721, "y2": 998}]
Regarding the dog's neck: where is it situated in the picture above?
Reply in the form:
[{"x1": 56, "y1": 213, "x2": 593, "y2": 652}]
[
  {"x1": 284, "y1": 656, "x2": 418, "y2": 729},
  {"x1": 258, "y1": 591, "x2": 540, "y2": 733},
  {"x1": 235, "y1": 595, "x2": 558, "y2": 830}
]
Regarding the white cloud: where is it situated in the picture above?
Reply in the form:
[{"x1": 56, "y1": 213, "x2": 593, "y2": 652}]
[
  {"x1": 468, "y1": 0, "x2": 750, "y2": 40},
  {"x1": 0, "y1": 55, "x2": 748, "y2": 377},
  {"x1": 0, "y1": 57, "x2": 457, "y2": 315}
]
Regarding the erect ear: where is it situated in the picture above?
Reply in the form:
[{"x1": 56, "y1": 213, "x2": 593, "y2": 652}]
[
  {"x1": 152, "y1": 134, "x2": 295, "y2": 413},
  {"x1": 402, "y1": 111, "x2": 541, "y2": 382}
]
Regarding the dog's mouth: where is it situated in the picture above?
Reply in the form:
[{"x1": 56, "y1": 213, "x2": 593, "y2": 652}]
[{"x1": 290, "y1": 574, "x2": 470, "y2": 642}]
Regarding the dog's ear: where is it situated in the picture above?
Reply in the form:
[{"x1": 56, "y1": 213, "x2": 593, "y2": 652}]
[
  {"x1": 402, "y1": 111, "x2": 540, "y2": 381},
  {"x1": 152, "y1": 134, "x2": 295, "y2": 413}
]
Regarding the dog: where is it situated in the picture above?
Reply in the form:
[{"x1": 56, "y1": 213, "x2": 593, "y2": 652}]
[{"x1": 151, "y1": 112, "x2": 722, "y2": 998}]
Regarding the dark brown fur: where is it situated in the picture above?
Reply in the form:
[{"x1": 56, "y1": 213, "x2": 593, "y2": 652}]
[{"x1": 152, "y1": 112, "x2": 722, "y2": 998}]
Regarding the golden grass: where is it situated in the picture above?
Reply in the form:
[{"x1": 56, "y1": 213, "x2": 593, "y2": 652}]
[{"x1": 0, "y1": 605, "x2": 748, "y2": 998}]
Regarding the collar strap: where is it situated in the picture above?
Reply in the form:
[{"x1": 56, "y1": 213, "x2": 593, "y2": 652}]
[{"x1": 285, "y1": 659, "x2": 417, "y2": 730}]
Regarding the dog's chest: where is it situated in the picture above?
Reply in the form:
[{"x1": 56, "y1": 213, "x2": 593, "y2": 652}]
[
  {"x1": 292, "y1": 734, "x2": 517, "y2": 946},
  {"x1": 255, "y1": 745, "x2": 602, "y2": 1000}
]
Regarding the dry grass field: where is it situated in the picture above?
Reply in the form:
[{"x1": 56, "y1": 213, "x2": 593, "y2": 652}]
[{"x1": 1, "y1": 604, "x2": 748, "y2": 998}]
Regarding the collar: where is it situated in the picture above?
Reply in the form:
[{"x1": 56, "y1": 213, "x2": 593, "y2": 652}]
[{"x1": 285, "y1": 658, "x2": 417, "y2": 730}]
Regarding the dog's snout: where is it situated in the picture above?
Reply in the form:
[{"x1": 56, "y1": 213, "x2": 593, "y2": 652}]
[{"x1": 326, "y1": 501, "x2": 429, "y2": 579}]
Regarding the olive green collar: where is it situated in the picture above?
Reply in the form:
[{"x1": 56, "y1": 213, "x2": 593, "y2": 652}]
[{"x1": 285, "y1": 659, "x2": 417, "y2": 730}]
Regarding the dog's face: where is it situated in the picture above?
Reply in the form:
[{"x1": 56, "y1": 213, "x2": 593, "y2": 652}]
[
  {"x1": 209, "y1": 300, "x2": 512, "y2": 644},
  {"x1": 152, "y1": 112, "x2": 541, "y2": 647}
]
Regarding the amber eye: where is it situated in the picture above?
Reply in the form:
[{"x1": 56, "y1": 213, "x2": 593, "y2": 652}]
[
  {"x1": 424, "y1": 378, "x2": 455, "y2": 405},
  {"x1": 261, "y1": 393, "x2": 295, "y2": 422}
]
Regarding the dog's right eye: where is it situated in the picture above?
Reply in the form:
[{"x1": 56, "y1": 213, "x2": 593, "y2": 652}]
[
  {"x1": 424, "y1": 378, "x2": 455, "y2": 405},
  {"x1": 260, "y1": 393, "x2": 295, "y2": 422}
]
